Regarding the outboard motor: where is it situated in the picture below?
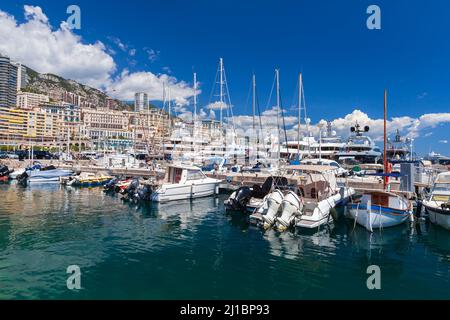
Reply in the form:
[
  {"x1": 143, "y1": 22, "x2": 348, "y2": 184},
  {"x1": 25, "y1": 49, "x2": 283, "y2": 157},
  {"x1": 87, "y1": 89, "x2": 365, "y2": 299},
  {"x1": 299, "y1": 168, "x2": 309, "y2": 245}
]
[
  {"x1": 261, "y1": 189, "x2": 284, "y2": 229},
  {"x1": 103, "y1": 177, "x2": 119, "y2": 192},
  {"x1": 0, "y1": 165, "x2": 13, "y2": 178},
  {"x1": 228, "y1": 186, "x2": 253, "y2": 211},
  {"x1": 121, "y1": 178, "x2": 140, "y2": 201},
  {"x1": 276, "y1": 190, "x2": 303, "y2": 232},
  {"x1": 135, "y1": 184, "x2": 153, "y2": 202},
  {"x1": 17, "y1": 171, "x2": 29, "y2": 186}
]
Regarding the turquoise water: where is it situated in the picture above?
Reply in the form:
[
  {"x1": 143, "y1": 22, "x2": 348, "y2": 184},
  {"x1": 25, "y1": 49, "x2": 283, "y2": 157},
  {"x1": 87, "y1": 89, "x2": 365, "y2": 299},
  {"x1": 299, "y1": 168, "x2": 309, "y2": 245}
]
[{"x1": 0, "y1": 182, "x2": 449, "y2": 299}]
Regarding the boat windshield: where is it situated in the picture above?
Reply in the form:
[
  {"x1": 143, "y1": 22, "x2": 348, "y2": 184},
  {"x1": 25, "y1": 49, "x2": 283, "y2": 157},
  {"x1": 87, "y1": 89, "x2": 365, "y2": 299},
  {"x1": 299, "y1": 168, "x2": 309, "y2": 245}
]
[
  {"x1": 433, "y1": 183, "x2": 450, "y2": 192},
  {"x1": 186, "y1": 169, "x2": 205, "y2": 180},
  {"x1": 431, "y1": 195, "x2": 450, "y2": 202}
]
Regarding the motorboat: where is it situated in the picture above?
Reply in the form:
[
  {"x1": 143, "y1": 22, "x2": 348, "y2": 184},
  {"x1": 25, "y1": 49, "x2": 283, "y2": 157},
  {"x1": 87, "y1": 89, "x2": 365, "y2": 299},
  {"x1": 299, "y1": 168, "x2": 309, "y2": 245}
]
[
  {"x1": 64, "y1": 172, "x2": 113, "y2": 187},
  {"x1": 347, "y1": 190, "x2": 413, "y2": 232},
  {"x1": 422, "y1": 172, "x2": 450, "y2": 230},
  {"x1": 250, "y1": 165, "x2": 355, "y2": 231},
  {"x1": 147, "y1": 164, "x2": 221, "y2": 202},
  {"x1": 224, "y1": 176, "x2": 292, "y2": 212},
  {"x1": 17, "y1": 165, "x2": 73, "y2": 185},
  {"x1": 0, "y1": 165, "x2": 13, "y2": 181},
  {"x1": 300, "y1": 158, "x2": 348, "y2": 177}
]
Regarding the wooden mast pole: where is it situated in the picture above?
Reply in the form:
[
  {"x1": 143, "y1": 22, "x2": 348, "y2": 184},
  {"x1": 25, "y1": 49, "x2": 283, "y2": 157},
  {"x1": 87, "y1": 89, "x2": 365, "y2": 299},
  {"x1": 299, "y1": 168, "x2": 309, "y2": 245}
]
[{"x1": 384, "y1": 89, "x2": 388, "y2": 189}]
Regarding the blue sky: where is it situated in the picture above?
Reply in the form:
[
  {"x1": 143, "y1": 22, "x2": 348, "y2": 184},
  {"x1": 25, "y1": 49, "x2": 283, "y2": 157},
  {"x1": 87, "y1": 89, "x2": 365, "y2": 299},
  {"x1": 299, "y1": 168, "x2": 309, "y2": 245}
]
[{"x1": 0, "y1": 0, "x2": 449, "y2": 155}]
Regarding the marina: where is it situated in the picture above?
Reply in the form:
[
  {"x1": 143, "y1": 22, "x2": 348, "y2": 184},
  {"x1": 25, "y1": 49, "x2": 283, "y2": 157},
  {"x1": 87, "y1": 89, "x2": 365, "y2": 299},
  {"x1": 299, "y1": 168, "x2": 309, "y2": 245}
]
[{"x1": 0, "y1": 1, "x2": 450, "y2": 303}]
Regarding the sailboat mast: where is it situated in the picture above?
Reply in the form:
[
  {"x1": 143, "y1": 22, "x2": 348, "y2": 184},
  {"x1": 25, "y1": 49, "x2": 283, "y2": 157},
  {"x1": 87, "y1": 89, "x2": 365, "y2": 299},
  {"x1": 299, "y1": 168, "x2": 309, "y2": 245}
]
[
  {"x1": 193, "y1": 72, "x2": 197, "y2": 123},
  {"x1": 219, "y1": 58, "x2": 224, "y2": 127},
  {"x1": 193, "y1": 72, "x2": 197, "y2": 158},
  {"x1": 297, "y1": 73, "x2": 302, "y2": 160},
  {"x1": 252, "y1": 74, "x2": 257, "y2": 163},
  {"x1": 276, "y1": 69, "x2": 281, "y2": 162},
  {"x1": 252, "y1": 74, "x2": 256, "y2": 132},
  {"x1": 383, "y1": 89, "x2": 388, "y2": 188}
]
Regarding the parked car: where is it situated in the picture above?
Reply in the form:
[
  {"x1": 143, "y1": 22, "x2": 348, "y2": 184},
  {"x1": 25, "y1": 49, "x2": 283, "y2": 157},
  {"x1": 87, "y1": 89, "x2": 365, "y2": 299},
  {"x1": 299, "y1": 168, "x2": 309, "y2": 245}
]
[{"x1": 0, "y1": 152, "x2": 8, "y2": 159}]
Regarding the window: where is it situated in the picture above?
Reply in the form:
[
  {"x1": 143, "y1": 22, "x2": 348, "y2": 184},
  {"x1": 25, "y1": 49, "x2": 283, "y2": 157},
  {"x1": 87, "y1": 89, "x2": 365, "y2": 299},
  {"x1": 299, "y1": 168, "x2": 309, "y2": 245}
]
[{"x1": 186, "y1": 170, "x2": 205, "y2": 180}]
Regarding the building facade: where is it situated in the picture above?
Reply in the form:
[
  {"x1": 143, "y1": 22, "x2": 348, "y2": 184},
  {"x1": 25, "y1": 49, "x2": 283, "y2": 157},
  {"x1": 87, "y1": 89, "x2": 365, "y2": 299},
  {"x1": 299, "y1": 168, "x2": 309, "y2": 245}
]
[
  {"x1": 82, "y1": 107, "x2": 133, "y2": 150},
  {"x1": 17, "y1": 91, "x2": 50, "y2": 109},
  {"x1": 0, "y1": 106, "x2": 60, "y2": 145},
  {"x1": 12, "y1": 62, "x2": 28, "y2": 91},
  {"x1": 0, "y1": 55, "x2": 18, "y2": 108}
]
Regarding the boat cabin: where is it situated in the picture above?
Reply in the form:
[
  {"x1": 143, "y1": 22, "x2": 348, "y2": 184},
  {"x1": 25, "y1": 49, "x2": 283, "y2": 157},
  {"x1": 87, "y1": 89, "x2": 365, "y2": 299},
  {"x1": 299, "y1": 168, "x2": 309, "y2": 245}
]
[{"x1": 163, "y1": 165, "x2": 207, "y2": 184}]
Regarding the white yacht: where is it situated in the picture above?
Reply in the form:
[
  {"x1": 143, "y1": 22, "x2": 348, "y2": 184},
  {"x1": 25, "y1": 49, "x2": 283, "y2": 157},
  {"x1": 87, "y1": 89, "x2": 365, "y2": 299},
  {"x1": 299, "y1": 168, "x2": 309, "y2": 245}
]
[
  {"x1": 149, "y1": 164, "x2": 222, "y2": 202},
  {"x1": 336, "y1": 122, "x2": 382, "y2": 163},
  {"x1": 312, "y1": 121, "x2": 345, "y2": 159},
  {"x1": 422, "y1": 172, "x2": 450, "y2": 230}
]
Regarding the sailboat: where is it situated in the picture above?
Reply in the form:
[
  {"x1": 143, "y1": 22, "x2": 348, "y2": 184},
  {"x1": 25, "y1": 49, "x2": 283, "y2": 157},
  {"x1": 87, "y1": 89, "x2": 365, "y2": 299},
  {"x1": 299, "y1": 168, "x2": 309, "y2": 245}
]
[{"x1": 347, "y1": 90, "x2": 413, "y2": 232}]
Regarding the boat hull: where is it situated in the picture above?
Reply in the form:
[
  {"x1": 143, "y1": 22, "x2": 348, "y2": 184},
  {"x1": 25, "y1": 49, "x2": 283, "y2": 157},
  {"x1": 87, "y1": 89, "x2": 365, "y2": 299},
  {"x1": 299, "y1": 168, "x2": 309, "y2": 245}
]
[
  {"x1": 423, "y1": 203, "x2": 450, "y2": 230},
  {"x1": 150, "y1": 181, "x2": 219, "y2": 202},
  {"x1": 348, "y1": 204, "x2": 411, "y2": 232}
]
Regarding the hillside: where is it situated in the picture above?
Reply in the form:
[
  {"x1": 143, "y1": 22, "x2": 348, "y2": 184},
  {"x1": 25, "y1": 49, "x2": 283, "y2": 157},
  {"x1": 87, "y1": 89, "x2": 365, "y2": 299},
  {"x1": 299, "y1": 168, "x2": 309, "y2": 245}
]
[{"x1": 23, "y1": 66, "x2": 130, "y2": 110}]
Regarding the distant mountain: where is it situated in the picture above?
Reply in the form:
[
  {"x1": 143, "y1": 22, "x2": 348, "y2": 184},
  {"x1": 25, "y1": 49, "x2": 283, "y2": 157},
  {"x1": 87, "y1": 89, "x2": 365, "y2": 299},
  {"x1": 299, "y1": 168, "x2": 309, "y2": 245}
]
[{"x1": 23, "y1": 66, "x2": 132, "y2": 111}]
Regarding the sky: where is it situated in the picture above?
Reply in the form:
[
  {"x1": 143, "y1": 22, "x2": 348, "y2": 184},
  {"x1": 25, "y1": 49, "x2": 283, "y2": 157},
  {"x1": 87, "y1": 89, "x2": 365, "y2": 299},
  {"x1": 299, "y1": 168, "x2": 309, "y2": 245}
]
[{"x1": 0, "y1": 0, "x2": 449, "y2": 155}]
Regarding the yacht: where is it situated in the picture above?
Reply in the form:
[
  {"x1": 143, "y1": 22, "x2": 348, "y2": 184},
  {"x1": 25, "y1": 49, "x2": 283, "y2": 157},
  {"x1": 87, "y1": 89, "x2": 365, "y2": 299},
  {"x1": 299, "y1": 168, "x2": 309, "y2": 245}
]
[
  {"x1": 422, "y1": 172, "x2": 450, "y2": 230},
  {"x1": 335, "y1": 122, "x2": 382, "y2": 163},
  {"x1": 387, "y1": 130, "x2": 411, "y2": 160},
  {"x1": 312, "y1": 121, "x2": 345, "y2": 159}
]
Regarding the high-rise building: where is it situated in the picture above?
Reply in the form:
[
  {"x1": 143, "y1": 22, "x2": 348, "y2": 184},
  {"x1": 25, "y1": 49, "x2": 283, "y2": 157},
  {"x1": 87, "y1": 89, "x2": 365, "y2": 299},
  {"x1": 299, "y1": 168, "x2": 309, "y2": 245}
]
[
  {"x1": 0, "y1": 55, "x2": 18, "y2": 108},
  {"x1": 11, "y1": 62, "x2": 28, "y2": 91},
  {"x1": 134, "y1": 92, "x2": 149, "y2": 112}
]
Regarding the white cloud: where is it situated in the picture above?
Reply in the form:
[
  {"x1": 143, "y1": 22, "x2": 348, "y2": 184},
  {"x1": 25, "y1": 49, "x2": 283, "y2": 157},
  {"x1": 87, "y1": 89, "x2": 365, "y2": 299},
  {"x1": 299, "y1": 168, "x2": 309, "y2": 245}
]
[
  {"x1": 228, "y1": 108, "x2": 450, "y2": 145},
  {"x1": 106, "y1": 70, "x2": 196, "y2": 106},
  {"x1": 206, "y1": 101, "x2": 229, "y2": 110},
  {"x1": 440, "y1": 140, "x2": 448, "y2": 144},
  {"x1": 0, "y1": 6, "x2": 116, "y2": 88},
  {"x1": 108, "y1": 36, "x2": 127, "y2": 52},
  {"x1": 417, "y1": 92, "x2": 428, "y2": 99},
  {"x1": 145, "y1": 48, "x2": 159, "y2": 62},
  {"x1": 0, "y1": 6, "x2": 195, "y2": 104}
]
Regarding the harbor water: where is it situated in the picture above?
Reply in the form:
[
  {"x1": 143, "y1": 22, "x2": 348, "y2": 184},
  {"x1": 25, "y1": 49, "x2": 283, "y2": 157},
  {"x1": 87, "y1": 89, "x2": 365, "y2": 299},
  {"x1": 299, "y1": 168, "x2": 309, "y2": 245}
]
[{"x1": 0, "y1": 182, "x2": 449, "y2": 299}]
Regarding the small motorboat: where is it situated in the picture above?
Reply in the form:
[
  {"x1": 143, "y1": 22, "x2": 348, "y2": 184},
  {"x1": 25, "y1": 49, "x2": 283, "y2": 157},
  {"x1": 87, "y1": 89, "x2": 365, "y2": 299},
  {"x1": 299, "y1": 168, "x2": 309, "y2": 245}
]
[
  {"x1": 224, "y1": 176, "x2": 291, "y2": 212},
  {"x1": 17, "y1": 165, "x2": 73, "y2": 185},
  {"x1": 347, "y1": 190, "x2": 413, "y2": 232},
  {"x1": 250, "y1": 165, "x2": 355, "y2": 231},
  {"x1": 0, "y1": 165, "x2": 13, "y2": 181},
  {"x1": 422, "y1": 172, "x2": 450, "y2": 230},
  {"x1": 65, "y1": 172, "x2": 113, "y2": 187}
]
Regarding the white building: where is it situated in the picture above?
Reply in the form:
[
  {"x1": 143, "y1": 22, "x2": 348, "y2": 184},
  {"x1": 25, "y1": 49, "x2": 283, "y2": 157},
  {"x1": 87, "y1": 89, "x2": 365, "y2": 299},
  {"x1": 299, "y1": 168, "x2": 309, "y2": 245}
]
[
  {"x1": 134, "y1": 92, "x2": 149, "y2": 112},
  {"x1": 17, "y1": 91, "x2": 49, "y2": 109}
]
